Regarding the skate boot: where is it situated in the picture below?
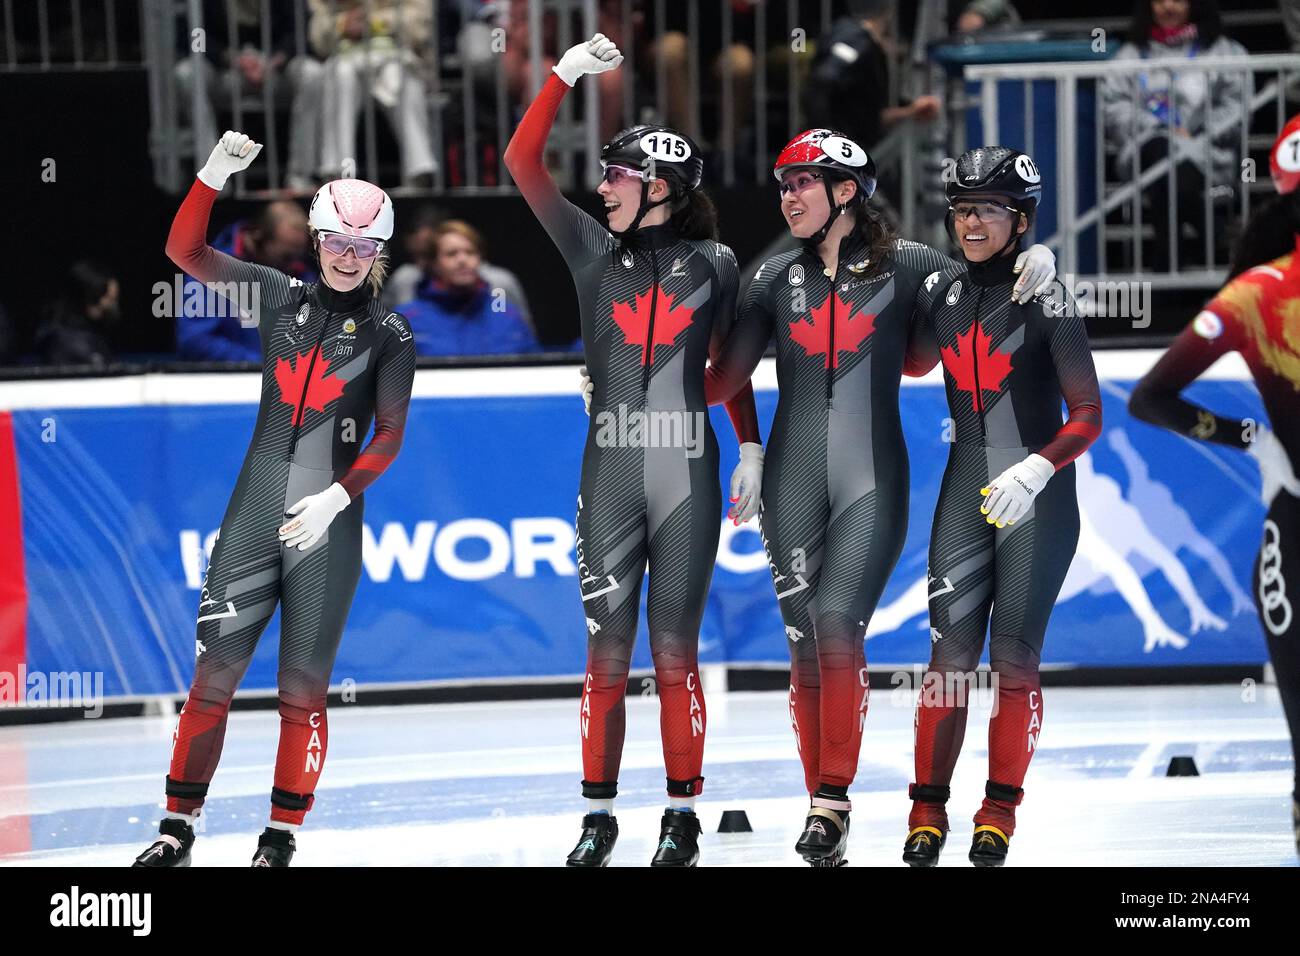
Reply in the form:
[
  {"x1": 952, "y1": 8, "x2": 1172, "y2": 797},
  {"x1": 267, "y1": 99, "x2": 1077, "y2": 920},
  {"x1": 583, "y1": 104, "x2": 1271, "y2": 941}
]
[
  {"x1": 566, "y1": 813, "x2": 618, "y2": 867},
  {"x1": 903, "y1": 827, "x2": 947, "y2": 867},
  {"x1": 1292, "y1": 795, "x2": 1298, "y2": 857},
  {"x1": 969, "y1": 825, "x2": 1009, "y2": 867},
  {"x1": 969, "y1": 781, "x2": 1022, "y2": 867},
  {"x1": 795, "y1": 797, "x2": 850, "y2": 867},
  {"x1": 650, "y1": 809, "x2": 701, "y2": 867},
  {"x1": 251, "y1": 827, "x2": 296, "y2": 867},
  {"x1": 902, "y1": 783, "x2": 950, "y2": 868},
  {"x1": 132, "y1": 818, "x2": 194, "y2": 868}
]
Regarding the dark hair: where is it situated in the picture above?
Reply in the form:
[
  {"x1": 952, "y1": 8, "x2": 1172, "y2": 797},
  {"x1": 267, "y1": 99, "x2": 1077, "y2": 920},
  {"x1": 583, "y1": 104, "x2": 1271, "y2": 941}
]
[
  {"x1": 1226, "y1": 192, "x2": 1300, "y2": 279},
  {"x1": 44, "y1": 260, "x2": 115, "y2": 327},
  {"x1": 66, "y1": 261, "x2": 115, "y2": 312},
  {"x1": 670, "y1": 189, "x2": 719, "y2": 240},
  {"x1": 1130, "y1": 0, "x2": 1222, "y2": 48},
  {"x1": 824, "y1": 173, "x2": 896, "y2": 274}
]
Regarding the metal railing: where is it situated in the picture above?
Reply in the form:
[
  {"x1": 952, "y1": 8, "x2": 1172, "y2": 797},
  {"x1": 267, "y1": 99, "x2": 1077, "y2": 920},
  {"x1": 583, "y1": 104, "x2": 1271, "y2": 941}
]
[
  {"x1": 964, "y1": 52, "x2": 1300, "y2": 288},
  {"x1": 138, "y1": 0, "x2": 934, "y2": 233},
  {"x1": 1, "y1": 0, "x2": 135, "y2": 72}
]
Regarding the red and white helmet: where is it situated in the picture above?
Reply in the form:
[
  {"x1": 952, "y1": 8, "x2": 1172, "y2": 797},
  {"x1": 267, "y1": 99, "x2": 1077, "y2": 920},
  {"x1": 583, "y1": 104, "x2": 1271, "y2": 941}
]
[
  {"x1": 773, "y1": 128, "x2": 877, "y2": 199},
  {"x1": 1270, "y1": 114, "x2": 1300, "y2": 195},
  {"x1": 308, "y1": 179, "x2": 394, "y2": 240}
]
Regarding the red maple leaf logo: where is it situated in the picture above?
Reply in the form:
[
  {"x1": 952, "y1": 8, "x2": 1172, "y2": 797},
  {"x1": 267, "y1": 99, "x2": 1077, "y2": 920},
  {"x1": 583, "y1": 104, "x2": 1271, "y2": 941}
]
[
  {"x1": 611, "y1": 284, "x2": 696, "y2": 366},
  {"x1": 788, "y1": 291, "x2": 876, "y2": 368},
  {"x1": 940, "y1": 320, "x2": 1014, "y2": 412},
  {"x1": 275, "y1": 349, "x2": 347, "y2": 425}
]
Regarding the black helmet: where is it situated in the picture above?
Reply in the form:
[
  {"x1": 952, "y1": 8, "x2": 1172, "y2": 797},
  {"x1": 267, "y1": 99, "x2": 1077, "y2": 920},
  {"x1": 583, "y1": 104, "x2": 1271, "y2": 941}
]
[
  {"x1": 600, "y1": 125, "x2": 703, "y2": 238},
  {"x1": 601, "y1": 125, "x2": 703, "y2": 191},
  {"x1": 946, "y1": 146, "x2": 1042, "y2": 211}
]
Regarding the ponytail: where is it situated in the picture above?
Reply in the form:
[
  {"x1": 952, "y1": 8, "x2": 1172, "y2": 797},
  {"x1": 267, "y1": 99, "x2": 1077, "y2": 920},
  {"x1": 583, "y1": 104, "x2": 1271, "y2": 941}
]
[
  {"x1": 1226, "y1": 191, "x2": 1300, "y2": 279},
  {"x1": 670, "y1": 189, "x2": 719, "y2": 241}
]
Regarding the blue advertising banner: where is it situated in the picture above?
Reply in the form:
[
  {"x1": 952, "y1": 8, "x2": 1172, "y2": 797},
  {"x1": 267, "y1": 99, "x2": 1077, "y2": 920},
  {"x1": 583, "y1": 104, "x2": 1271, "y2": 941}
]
[{"x1": 5, "y1": 366, "x2": 1270, "y2": 697}]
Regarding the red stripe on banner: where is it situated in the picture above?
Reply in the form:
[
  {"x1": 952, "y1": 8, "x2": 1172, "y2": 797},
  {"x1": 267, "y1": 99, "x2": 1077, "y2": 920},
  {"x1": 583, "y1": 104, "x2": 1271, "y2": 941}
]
[{"x1": 0, "y1": 411, "x2": 27, "y2": 680}]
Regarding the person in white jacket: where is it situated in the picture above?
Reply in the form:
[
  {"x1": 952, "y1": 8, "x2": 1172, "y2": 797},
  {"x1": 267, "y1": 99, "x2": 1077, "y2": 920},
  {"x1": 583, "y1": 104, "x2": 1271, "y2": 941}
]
[
  {"x1": 310, "y1": 0, "x2": 437, "y2": 186},
  {"x1": 1100, "y1": 0, "x2": 1247, "y2": 271}
]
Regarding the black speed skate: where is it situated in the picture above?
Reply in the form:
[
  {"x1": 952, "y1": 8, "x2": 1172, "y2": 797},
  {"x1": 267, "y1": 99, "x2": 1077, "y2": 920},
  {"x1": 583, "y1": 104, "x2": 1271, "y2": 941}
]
[
  {"x1": 969, "y1": 825, "x2": 1009, "y2": 867},
  {"x1": 650, "y1": 809, "x2": 701, "y2": 867},
  {"x1": 1292, "y1": 796, "x2": 1298, "y2": 856},
  {"x1": 251, "y1": 827, "x2": 296, "y2": 867},
  {"x1": 795, "y1": 806, "x2": 850, "y2": 867},
  {"x1": 132, "y1": 818, "x2": 194, "y2": 867},
  {"x1": 902, "y1": 826, "x2": 947, "y2": 867},
  {"x1": 566, "y1": 813, "x2": 618, "y2": 867}
]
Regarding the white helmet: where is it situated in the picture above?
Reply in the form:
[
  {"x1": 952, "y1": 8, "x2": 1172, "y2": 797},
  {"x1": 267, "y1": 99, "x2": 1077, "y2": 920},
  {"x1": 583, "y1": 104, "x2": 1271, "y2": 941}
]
[{"x1": 308, "y1": 179, "x2": 394, "y2": 240}]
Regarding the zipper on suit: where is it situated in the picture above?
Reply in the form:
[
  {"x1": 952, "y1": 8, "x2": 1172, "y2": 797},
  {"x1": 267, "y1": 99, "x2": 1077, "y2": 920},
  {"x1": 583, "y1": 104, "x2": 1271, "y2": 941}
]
[
  {"x1": 825, "y1": 261, "x2": 837, "y2": 409},
  {"x1": 641, "y1": 244, "x2": 660, "y2": 393},
  {"x1": 972, "y1": 287, "x2": 986, "y2": 440},
  {"x1": 288, "y1": 308, "x2": 333, "y2": 461}
]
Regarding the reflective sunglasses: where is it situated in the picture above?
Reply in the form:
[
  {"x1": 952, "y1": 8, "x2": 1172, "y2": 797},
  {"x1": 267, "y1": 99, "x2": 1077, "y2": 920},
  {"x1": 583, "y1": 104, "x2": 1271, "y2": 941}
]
[
  {"x1": 778, "y1": 171, "x2": 824, "y2": 196},
  {"x1": 600, "y1": 164, "x2": 653, "y2": 187},
  {"x1": 950, "y1": 202, "x2": 1019, "y2": 223},
  {"x1": 318, "y1": 231, "x2": 385, "y2": 258}
]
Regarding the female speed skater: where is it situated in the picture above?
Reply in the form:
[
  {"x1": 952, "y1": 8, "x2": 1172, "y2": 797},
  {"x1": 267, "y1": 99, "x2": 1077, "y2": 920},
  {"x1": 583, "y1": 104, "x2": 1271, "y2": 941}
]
[
  {"x1": 693, "y1": 128, "x2": 1059, "y2": 866},
  {"x1": 1131, "y1": 116, "x2": 1300, "y2": 858},
  {"x1": 504, "y1": 34, "x2": 763, "y2": 867},
  {"x1": 133, "y1": 132, "x2": 416, "y2": 867},
  {"x1": 902, "y1": 147, "x2": 1101, "y2": 867}
]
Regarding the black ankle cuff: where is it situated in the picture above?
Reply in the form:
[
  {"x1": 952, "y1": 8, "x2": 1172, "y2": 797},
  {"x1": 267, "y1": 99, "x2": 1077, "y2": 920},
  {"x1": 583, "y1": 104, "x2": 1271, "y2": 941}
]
[
  {"x1": 165, "y1": 776, "x2": 209, "y2": 800},
  {"x1": 667, "y1": 776, "x2": 704, "y2": 797},
  {"x1": 909, "y1": 783, "x2": 951, "y2": 804},
  {"x1": 986, "y1": 780, "x2": 1025, "y2": 805},
  {"x1": 581, "y1": 779, "x2": 618, "y2": 800}
]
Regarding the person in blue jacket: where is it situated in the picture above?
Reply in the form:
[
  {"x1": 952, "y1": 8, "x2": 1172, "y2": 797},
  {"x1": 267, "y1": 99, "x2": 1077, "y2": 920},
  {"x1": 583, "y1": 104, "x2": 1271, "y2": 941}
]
[
  {"x1": 176, "y1": 200, "x2": 319, "y2": 361},
  {"x1": 395, "y1": 220, "x2": 541, "y2": 356}
]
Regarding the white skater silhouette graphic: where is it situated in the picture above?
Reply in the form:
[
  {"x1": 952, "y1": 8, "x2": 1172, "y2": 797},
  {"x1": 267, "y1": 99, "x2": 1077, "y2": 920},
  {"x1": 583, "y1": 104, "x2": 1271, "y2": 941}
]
[{"x1": 1108, "y1": 428, "x2": 1255, "y2": 617}]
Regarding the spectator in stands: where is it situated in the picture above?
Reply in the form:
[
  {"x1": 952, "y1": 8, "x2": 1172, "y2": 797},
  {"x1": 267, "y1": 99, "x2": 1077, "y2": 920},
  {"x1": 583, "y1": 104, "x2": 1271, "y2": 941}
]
[
  {"x1": 382, "y1": 205, "x2": 532, "y2": 327},
  {"x1": 395, "y1": 221, "x2": 540, "y2": 356},
  {"x1": 35, "y1": 261, "x2": 120, "y2": 368},
  {"x1": 311, "y1": 0, "x2": 438, "y2": 187},
  {"x1": 804, "y1": 0, "x2": 941, "y2": 154},
  {"x1": 177, "y1": 201, "x2": 318, "y2": 362},
  {"x1": 501, "y1": 0, "x2": 629, "y2": 142},
  {"x1": 174, "y1": 0, "x2": 324, "y2": 193},
  {"x1": 652, "y1": 1, "x2": 756, "y2": 154},
  {"x1": 955, "y1": 0, "x2": 1022, "y2": 34},
  {"x1": 1101, "y1": 0, "x2": 1248, "y2": 271}
]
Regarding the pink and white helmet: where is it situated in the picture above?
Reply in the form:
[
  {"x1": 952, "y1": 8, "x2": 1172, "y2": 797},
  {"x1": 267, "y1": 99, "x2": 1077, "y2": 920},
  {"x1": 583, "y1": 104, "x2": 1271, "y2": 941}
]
[{"x1": 308, "y1": 179, "x2": 394, "y2": 240}]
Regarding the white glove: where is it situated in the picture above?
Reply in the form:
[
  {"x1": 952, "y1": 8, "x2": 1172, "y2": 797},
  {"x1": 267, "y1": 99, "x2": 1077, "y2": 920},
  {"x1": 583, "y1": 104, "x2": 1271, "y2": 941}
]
[
  {"x1": 1248, "y1": 426, "x2": 1300, "y2": 506},
  {"x1": 1011, "y1": 243, "x2": 1056, "y2": 304},
  {"x1": 198, "y1": 130, "x2": 263, "y2": 191},
  {"x1": 980, "y1": 453, "x2": 1054, "y2": 527},
  {"x1": 579, "y1": 365, "x2": 593, "y2": 416},
  {"x1": 552, "y1": 33, "x2": 623, "y2": 87},
  {"x1": 729, "y1": 442, "x2": 764, "y2": 525},
  {"x1": 278, "y1": 483, "x2": 351, "y2": 551}
]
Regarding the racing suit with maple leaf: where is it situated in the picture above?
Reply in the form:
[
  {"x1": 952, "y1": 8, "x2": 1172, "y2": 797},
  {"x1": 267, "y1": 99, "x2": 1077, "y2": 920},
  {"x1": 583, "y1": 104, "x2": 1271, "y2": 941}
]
[
  {"x1": 160, "y1": 178, "x2": 416, "y2": 826},
  {"x1": 702, "y1": 233, "x2": 959, "y2": 796},
  {"x1": 505, "y1": 74, "x2": 761, "y2": 802},
  {"x1": 1130, "y1": 242, "x2": 1300, "y2": 812},
  {"x1": 906, "y1": 250, "x2": 1101, "y2": 837}
]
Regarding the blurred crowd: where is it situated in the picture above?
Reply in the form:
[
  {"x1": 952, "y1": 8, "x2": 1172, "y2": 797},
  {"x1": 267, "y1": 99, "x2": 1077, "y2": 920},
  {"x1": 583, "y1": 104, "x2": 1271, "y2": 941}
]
[{"x1": 2, "y1": 0, "x2": 1296, "y2": 366}]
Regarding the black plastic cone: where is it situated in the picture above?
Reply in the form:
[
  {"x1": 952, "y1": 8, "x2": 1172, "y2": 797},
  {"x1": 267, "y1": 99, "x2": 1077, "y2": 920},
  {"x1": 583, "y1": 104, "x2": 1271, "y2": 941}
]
[
  {"x1": 1166, "y1": 755, "x2": 1199, "y2": 776},
  {"x1": 718, "y1": 810, "x2": 753, "y2": 833}
]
